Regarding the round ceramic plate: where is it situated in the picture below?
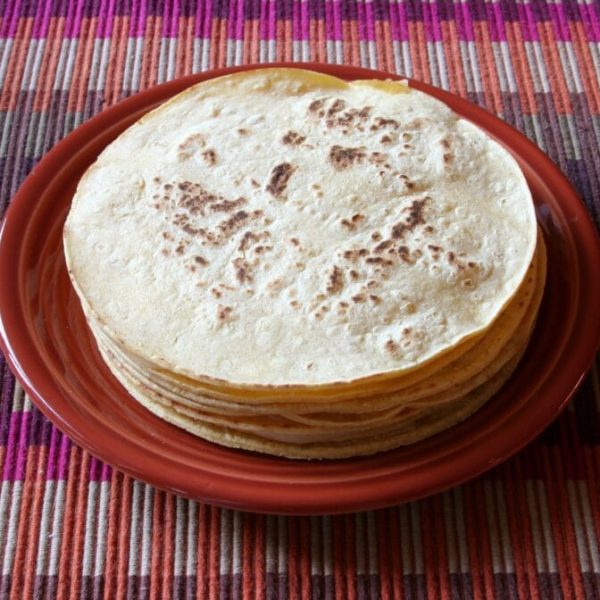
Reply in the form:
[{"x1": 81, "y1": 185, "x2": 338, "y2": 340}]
[{"x1": 1, "y1": 64, "x2": 599, "y2": 515}]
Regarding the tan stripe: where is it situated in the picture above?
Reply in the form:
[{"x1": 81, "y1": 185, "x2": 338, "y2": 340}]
[
  {"x1": 173, "y1": 496, "x2": 187, "y2": 577},
  {"x1": 81, "y1": 481, "x2": 100, "y2": 577},
  {"x1": 35, "y1": 480, "x2": 57, "y2": 576},
  {"x1": 219, "y1": 509, "x2": 232, "y2": 576},
  {"x1": 186, "y1": 500, "x2": 198, "y2": 576},
  {"x1": 93, "y1": 481, "x2": 110, "y2": 578},
  {"x1": 232, "y1": 510, "x2": 243, "y2": 575},
  {"x1": 0, "y1": 482, "x2": 22, "y2": 577},
  {"x1": 127, "y1": 481, "x2": 144, "y2": 577},
  {"x1": 526, "y1": 480, "x2": 558, "y2": 573},
  {"x1": 140, "y1": 484, "x2": 154, "y2": 577}
]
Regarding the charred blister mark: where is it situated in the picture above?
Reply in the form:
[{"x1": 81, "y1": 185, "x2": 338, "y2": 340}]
[
  {"x1": 326, "y1": 265, "x2": 344, "y2": 295},
  {"x1": 266, "y1": 163, "x2": 296, "y2": 198},
  {"x1": 177, "y1": 133, "x2": 206, "y2": 161},
  {"x1": 282, "y1": 131, "x2": 307, "y2": 146},
  {"x1": 328, "y1": 145, "x2": 366, "y2": 170}
]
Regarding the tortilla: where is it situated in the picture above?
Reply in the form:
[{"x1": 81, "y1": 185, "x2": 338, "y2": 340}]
[{"x1": 64, "y1": 68, "x2": 538, "y2": 389}]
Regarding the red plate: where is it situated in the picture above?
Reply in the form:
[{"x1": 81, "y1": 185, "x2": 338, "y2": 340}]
[{"x1": 1, "y1": 64, "x2": 599, "y2": 515}]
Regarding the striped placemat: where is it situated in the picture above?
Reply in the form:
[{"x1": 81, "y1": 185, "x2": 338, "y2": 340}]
[{"x1": 1, "y1": 1, "x2": 600, "y2": 598}]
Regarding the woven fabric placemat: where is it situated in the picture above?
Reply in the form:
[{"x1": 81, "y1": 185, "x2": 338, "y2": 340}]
[{"x1": 1, "y1": 1, "x2": 599, "y2": 598}]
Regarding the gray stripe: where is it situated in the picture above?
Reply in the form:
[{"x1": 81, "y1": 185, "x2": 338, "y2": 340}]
[
  {"x1": 81, "y1": 481, "x2": 100, "y2": 577},
  {"x1": 0, "y1": 39, "x2": 14, "y2": 88}
]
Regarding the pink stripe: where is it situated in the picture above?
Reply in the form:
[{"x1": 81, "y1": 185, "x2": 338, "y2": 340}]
[
  {"x1": 202, "y1": 0, "x2": 212, "y2": 39},
  {"x1": 390, "y1": 0, "x2": 408, "y2": 42},
  {"x1": 89, "y1": 456, "x2": 112, "y2": 481},
  {"x1": 236, "y1": 0, "x2": 244, "y2": 42},
  {"x1": 579, "y1": 3, "x2": 600, "y2": 42},
  {"x1": 32, "y1": 0, "x2": 52, "y2": 39},
  {"x1": 57, "y1": 433, "x2": 71, "y2": 481},
  {"x1": 325, "y1": 0, "x2": 334, "y2": 42},
  {"x1": 2, "y1": 412, "x2": 31, "y2": 481},
  {"x1": 268, "y1": 0, "x2": 276, "y2": 41},
  {"x1": 549, "y1": 3, "x2": 570, "y2": 42},
  {"x1": 3, "y1": 0, "x2": 22, "y2": 38},
  {"x1": 424, "y1": 1, "x2": 443, "y2": 42},
  {"x1": 487, "y1": 2, "x2": 507, "y2": 43},
  {"x1": 364, "y1": 1, "x2": 376, "y2": 42},
  {"x1": 292, "y1": 0, "x2": 300, "y2": 42},
  {"x1": 332, "y1": 1, "x2": 343, "y2": 42},
  {"x1": 162, "y1": 0, "x2": 179, "y2": 38},
  {"x1": 96, "y1": 0, "x2": 116, "y2": 39},
  {"x1": 260, "y1": 0, "x2": 269, "y2": 41},
  {"x1": 226, "y1": 0, "x2": 236, "y2": 43},
  {"x1": 518, "y1": 2, "x2": 539, "y2": 42},
  {"x1": 44, "y1": 426, "x2": 60, "y2": 480},
  {"x1": 64, "y1": 0, "x2": 86, "y2": 38},
  {"x1": 300, "y1": 0, "x2": 309, "y2": 42},
  {"x1": 456, "y1": 1, "x2": 475, "y2": 42},
  {"x1": 135, "y1": 0, "x2": 147, "y2": 37}
]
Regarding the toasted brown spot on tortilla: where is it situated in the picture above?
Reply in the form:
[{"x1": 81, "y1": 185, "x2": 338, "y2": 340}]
[{"x1": 266, "y1": 163, "x2": 296, "y2": 197}]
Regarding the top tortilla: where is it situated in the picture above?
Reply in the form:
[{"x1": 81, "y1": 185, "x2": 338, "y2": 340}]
[{"x1": 64, "y1": 68, "x2": 538, "y2": 387}]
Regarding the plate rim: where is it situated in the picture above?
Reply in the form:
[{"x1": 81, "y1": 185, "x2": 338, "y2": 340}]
[{"x1": 1, "y1": 62, "x2": 600, "y2": 514}]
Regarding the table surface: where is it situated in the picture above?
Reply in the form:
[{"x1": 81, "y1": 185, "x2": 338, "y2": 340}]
[{"x1": 1, "y1": 1, "x2": 600, "y2": 598}]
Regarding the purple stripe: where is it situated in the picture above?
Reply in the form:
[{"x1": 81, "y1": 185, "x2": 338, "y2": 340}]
[
  {"x1": 308, "y1": 0, "x2": 324, "y2": 21},
  {"x1": 226, "y1": 0, "x2": 236, "y2": 44},
  {"x1": 236, "y1": 0, "x2": 244, "y2": 42},
  {"x1": 268, "y1": 0, "x2": 276, "y2": 41},
  {"x1": 57, "y1": 431, "x2": 72, "y2": 481},
  {"x1": 88, "y1": 456, "x2": 113, "y2": 481},
  {"x1": 404, "y1": 0, "x2": 422, "y2": 22},
  {"x1": 2, "y1": 0, "x2": 22, "y2": 37},
  {"x1": 44, "y1": 426, "x2": 61, "y2": 480},
  {"x1": 487, "y1": 2, "x2": 507, "y2": 43},
  {"x1": 325, "y1": 0, "x2": 334, "y2": 43},
  {"x1": 0, "y1": 364, "x2": 16, "y2": 446},
  {"x1": 579, "y1": 3, "x2": 600, "y2": 43},
  {"x1": 529, "y1": 0, "x2": 550, "y2": 23},
  {"x1": 455, "y1": 1, "x2": 475, "y2": 42},
  {"x1": 259, "y1": 0, "x2": 268, "y2": 42},
  {"x1": 390, "y1": 0, "x2": 408, "y2": 43},
  {"x1": 332, "y1": 0, "x2": 343, "y2": 42},
  {"x1": 499, "y1": 0, "x2": 520, "y2": 24},
  {"x1": 63, "y1": 0, "x2": 86, "y2": 38},
  {"x1": 276, "y1": 0, "x2": 292, "y2": 21},
  {"x1": 212, "y1": 0, "x2": 229, "y2": 20},
  {"x1": 102, "y1": 0, "x2": 117, "y2": 38},
  {"x1": 372, "y1": 0, "x2": 388, "y2": 22},
  {"x1": 424, "y1": 1, "x2": 443, "y2": 42},
  {"x1": 364, "y1": 1, "x2": 376, "y2": 43},
  {"x1": 2, "y1": 411, "x2": 31, "y2": 481},
  {"x1": 31, "y1": 0, "x2": 52, "y2": 38},
  {"x1": 162, "y1": 0, "x2": 179, "y2": 37},
  {"x1": 179, "y1": 0, "x2": 198, "y2": 19},
  {"x1": 549, "y1": 3, "x2": 571, "y2": 42},
  {"x1": 197, "y1": 0, "x2": 211, "y2": 39},
  {"x1": 244, "y1": 0, "x2": 261, "y2": 21},
  {"x1": 518, "y1": 2, "x2": 539, "y2": 42},
  {"x1": 299, "y1": 0, "x2": 309, "y2": 42},
  {"x1": 436, "y1": 0, "x2": 455, "y2": 22},
  {"x1": 291, "y1": 0, "x2": 300, "y2": 42}
]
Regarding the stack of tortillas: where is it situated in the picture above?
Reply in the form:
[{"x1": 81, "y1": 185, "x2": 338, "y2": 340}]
[{"x1": 64, "y1": 68, "x2": 545, "y2": 459}]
